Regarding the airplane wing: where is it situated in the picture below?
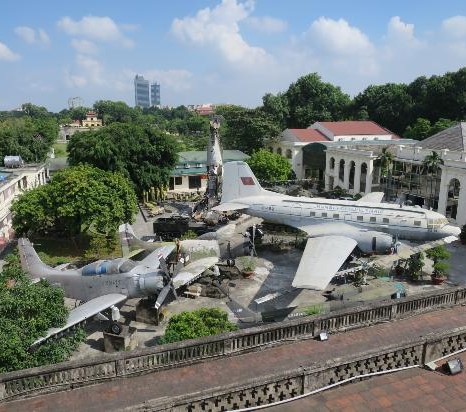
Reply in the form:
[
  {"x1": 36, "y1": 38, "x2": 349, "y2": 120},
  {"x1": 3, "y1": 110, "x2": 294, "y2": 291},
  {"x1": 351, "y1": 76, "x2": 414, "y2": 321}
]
[
  {"x1": 212, "y1": 202, "x2": 248, "y2": 212},
  {"x1": 357, "y1": 192, "x2": 385, "y2": 203},
  {"x1": 139, "y1": 244, "x2": 175, "y2": 268},
  {"x1": 31, "y1": 293, "x2": 127, "y2": 348},
  {"x1": 172, "y1": 256, "x2": 219, "y2": 289},
  {"x1": 292, "y1": 236, "x2": 358, "y2": 290}
]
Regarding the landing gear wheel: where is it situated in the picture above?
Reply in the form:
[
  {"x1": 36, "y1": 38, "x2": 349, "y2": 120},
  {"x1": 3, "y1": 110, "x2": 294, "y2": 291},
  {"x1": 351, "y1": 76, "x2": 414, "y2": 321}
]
[
  {"x1": 227, "y1": 258, "x2": 235, "y2": 267},
  {"x1": 110, "y1": 322, "x2": 122, "y2": 335}
]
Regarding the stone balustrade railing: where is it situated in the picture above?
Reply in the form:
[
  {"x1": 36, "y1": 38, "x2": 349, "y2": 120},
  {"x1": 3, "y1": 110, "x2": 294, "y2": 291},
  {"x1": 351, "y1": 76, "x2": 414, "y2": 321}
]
[
  {"x1": 156, "y1": 326, "x2": 466, "y2": 412},
  {"x1": 2, "y1": 286, "x2": 466, "y2": 401}
]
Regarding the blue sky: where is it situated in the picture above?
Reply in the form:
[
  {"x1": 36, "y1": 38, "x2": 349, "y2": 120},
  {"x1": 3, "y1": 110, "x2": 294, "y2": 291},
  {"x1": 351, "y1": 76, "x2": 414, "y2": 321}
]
[{"x1": 1, "y1": 0, "x2": 466, "y2": 112}]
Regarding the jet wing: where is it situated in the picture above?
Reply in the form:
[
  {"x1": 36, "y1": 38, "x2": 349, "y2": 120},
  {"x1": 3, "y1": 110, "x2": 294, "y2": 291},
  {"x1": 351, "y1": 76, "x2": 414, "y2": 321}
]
[
  {"x1": 139, "y1": 244, "x2": 175, "y2": 268},
  {"x1": 172, "y1": 256, "x2": 219, "y2": 289},
  {"x1": 31, "y1": 293, "x2": 127, "y2": 348},
  {"x1": 292, "y1": 236, "x2": 358, "y2": 290},
  {"x1": 357, "y1": 192, "x2": 384, "y2": 203},
  {"x1": 212, "y1": 202, "x2": 248, "y2": 212}
]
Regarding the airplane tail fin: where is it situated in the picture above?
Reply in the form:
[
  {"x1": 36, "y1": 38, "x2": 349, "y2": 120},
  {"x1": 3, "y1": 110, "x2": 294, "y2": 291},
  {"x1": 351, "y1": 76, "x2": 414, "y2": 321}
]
[
  {"x1": 221, "y1": 161, "x2": 267, "y2": 203},
  {"x1": 118, "y1": 223, "x2": 165, "y2": 257},
  {"x1": 17, "y1": 238, "x2": 57, "y2": 279}
]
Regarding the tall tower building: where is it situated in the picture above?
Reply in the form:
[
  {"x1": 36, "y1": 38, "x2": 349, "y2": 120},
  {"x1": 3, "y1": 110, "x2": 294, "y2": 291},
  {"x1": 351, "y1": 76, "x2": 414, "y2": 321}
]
[
  {"x1": 134, "y1": 75, "x2": 150, "y2": 108},
  {"x1": 151, "y1": 82, "x2": 161, "y2": 106}
]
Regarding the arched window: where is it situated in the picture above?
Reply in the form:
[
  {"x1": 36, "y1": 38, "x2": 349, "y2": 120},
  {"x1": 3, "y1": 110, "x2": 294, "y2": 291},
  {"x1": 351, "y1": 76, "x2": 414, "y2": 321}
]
[
  {"x1": 286, "y1": 149, "x2": 292, "y2": 159},
  {"x1": 330, "y1": 157, "x2": 335, "y2": 169}
]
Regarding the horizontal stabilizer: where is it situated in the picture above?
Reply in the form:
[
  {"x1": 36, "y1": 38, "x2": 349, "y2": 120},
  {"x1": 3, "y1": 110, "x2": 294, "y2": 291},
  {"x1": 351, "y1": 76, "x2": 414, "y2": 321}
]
[
  {"x1": 357, "y1": 192, "x2": 384, "y2": 203},
  {"x1": 292, "y1": 236, "x2": 357, "y2": 290},
  {"x1": 212, "y1": 202, "x2": 248, "y2": 212}
]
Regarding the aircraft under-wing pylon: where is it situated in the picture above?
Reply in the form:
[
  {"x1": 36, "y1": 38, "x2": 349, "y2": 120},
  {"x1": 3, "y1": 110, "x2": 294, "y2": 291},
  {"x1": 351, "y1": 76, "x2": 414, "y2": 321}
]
[{"x1": 213, "y1": 161, "x2": 461, "y2": 290}]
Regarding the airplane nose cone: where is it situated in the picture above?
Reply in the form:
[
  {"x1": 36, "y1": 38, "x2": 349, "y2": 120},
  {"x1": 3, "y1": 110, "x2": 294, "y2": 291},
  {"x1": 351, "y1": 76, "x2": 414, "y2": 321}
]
[{"x1": 445, "y1": 225, "x2": 461, "y2": 237}]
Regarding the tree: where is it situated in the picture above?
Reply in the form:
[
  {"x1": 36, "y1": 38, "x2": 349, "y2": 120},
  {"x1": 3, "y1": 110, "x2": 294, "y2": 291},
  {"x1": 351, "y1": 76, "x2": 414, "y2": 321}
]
[
  {"x1": 407, "y1": 252, "x2": 425, "y2": 280},
  {"x1": 352, "y1": 83, "x2": 413, "y2": 135},
  {"x1": 423, "y1": 151, "x2": 444, "y2": 209},
  {"x1": 426, "y1": 245, "x2": 451, "y2": 279},
  {"x1": 160, "y1": 308, "x2": 237, "y2": 344},
  {"x1": 430, "y1": 118, "x2": 456, "y2": 135},
  {"x1": 67, "y1": 122, "x2": 178, "y2": 197},
  {"x1": 215, "y1": 105, "x2": 281, "y2": 154},
  {"x1": 246, "y1": 149, "x2": 293, "y2": 182},
  {"x1": 12, "y1": 164, "x2": 138, "y2": 236},
  {"x1": 93, "y1": 100, "x2": 139, "y2": 124},
  {"x1": 376, "y1": 147, "x2": 394, "y2": 178},
  {"x1": 0, "y1": 117, "x2": 58, "y2": 163},
  {"x1": 0, "y1": 254, "x2": 85, "y2": 373},
  {"x1": 403, "y1": 118, "x2": 432, "y2": 140},
  {"x1": 283, "y1": 73, "x2": 351, "y2": 128}
]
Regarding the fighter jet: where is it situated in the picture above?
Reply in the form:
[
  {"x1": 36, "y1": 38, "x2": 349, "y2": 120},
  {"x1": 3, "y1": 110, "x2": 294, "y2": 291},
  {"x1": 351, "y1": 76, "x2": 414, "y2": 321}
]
[
  {"x1": 213, "y1": 161, "x2": 461, "y2": 290},
  {"x1": 17, "y1": 237, "x2": 219, "y2": 347}
]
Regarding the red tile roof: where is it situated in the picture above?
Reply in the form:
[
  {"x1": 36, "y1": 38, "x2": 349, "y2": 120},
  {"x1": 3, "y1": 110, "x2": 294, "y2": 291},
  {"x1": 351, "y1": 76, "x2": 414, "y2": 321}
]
[
  {"x1": 317, "y1": 121, "x2": 392, "y2": 136},
  {"x1": 289, "y1": 128, "x2": 329, "y2": 142}
]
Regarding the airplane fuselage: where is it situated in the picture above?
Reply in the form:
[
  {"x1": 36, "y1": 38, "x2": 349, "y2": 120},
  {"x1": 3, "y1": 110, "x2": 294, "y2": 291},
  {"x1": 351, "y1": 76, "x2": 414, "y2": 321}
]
[
  {"x1": 35, "y1": 264, "x2": 164, "y2": 302},
  {"x1": 236, "y1": 192, "x2": 459, "y2": 242}
]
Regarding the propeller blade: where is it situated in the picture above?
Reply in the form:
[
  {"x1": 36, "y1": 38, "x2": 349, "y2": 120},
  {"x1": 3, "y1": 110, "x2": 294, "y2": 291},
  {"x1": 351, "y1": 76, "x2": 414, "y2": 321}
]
[
  {"x1": 159, "y1": 256, "x2": 169, "y2": 275},
  {"x1": 154, "y1": 284, "x2": 171, "y2": 310}
]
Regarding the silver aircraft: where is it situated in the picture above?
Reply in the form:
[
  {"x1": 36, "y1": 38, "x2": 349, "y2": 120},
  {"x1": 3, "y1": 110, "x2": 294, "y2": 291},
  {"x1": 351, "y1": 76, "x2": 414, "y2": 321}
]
[
  {"x1": 18, "y1": 236, "x2": 219, "y2": 346},
  {"x1": 213, "y1": 161, "x2": 460, "y2": 290}
]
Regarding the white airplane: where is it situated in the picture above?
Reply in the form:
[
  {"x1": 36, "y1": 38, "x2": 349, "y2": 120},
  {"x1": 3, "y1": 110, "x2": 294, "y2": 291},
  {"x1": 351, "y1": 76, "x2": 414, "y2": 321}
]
[{"x1": 213, "y1": 161, "x2": 461, "y2": 290}]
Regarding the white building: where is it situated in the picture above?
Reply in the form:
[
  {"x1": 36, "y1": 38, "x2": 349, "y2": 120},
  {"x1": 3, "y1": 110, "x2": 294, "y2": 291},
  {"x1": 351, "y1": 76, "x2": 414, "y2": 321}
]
[
  {"x1": 269, "y1": 121, "x2": 398, "y2": 179},
  {"x1": 0, "y1": 163, "x2": 48, "y2": 249},
  {"x1": 269, "y1": 121, "x2": 466, "y2": 226}
]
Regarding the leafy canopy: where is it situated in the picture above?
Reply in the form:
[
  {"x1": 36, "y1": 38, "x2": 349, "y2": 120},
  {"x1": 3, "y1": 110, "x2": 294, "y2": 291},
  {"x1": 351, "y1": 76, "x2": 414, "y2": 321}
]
[
  {"x1": 12, "y1": 164, "x2": 138, "y2": 236},
  {"x1": 0, "y1": 254, "x2": 85, "y2": 373},
  {"x1": 67, "y1": 122, "x2": 178, "y2": 196},
  {"x1": 160, "y1": 308, "x2": 237, "y2": 344},
  {"x1": 246, "y1": 149, "x2": 293, "y2": 182}
]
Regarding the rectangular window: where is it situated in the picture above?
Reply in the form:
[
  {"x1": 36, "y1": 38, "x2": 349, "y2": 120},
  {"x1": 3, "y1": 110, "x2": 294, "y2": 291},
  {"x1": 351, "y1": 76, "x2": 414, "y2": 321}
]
[
  {"x1": 333, "y1": 214, "x2": 339, "y2": 219},
  {"x1": 188, "y1": 175, "x2": 201, "y2": 189},
  {"x1": 310, "y1": 211, "x2": 316, "y2": 217},
  {"x1": 370, "y1": 217, "x2": 376, "y2": 223},
  {"x1": 357, "y1": 216, "x2": 363, "y2": 221},
  {"x1": 321, "y1": 212, "x2": 327, "y2": 218},
  {"x1": 383, "y1": 217, "x2": 389, "y2": 223},
  {"x1": 175, "y1": 176, "x2": 182, "y2": 185},
  {"x1": 414, "y1": 220, "x2": 421, "y2": 226}
]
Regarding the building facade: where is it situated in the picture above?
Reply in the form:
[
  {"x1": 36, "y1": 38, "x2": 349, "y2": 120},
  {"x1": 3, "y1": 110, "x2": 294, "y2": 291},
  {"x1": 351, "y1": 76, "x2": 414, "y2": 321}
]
[
  {"x1": 151, "y1": 82, "x2": 161, "y2": 106},
  {"x1": 169, "y1": 150, "x2": 248, "y2": 194},
  {"x1": 134, "y1": 75, "x2": 150, "y2": 108},
  {"x1": 0, "y1": 163, "x2": 48, "y2": 250},
  {"x1": 58, "y1": 111, "x2": 103, "y2": 141},
  {"x1": 324, "y1": 122, "x2": 466, "y2": 226}
]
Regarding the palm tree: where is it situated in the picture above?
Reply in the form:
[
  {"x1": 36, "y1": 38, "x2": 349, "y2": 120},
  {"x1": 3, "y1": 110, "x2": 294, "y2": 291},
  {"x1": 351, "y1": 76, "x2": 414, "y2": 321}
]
[
  {"x1": 423, "y1": 151, "x2": 443, "y2": 208},
  {"x1": 377, "y1": 147, "x2": 394, "y2": 200}
]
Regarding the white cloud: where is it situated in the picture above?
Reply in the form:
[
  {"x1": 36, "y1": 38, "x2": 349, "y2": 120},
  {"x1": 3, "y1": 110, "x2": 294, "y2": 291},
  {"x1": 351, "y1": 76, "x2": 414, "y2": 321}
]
[
  {"x1": 307, "y1": 17, "x2": 374, "y2": 57},
  {"x1": 245, "y1": 16, "x2": 287, "y2": 33},
  {"x1": 442, "y1": 15, "x2": 466, "y2": 38},
  {"x1": 171, "y1": 0, "x2": 273, "y2": 69},
  {"x1": 143, "y1": 69, "x2": 193, "y2": 93},
  {"x1": 387, "y1": 16, "x2": 417, "y2": 43},
  {"x1": 65, "y1": 54, "x2": 104, "y2": 87},
  {"x1": 0, "y1": 42, "x2": 20, "y2": 61},
  {"x1": 71, "y1": 39, "x2": 98, "y2": 54},
  {"x1": 57, "y1": 16, "x2": 133, "y2": 47},
  {"x1": 14, "y1": 26, "x2": 50, "y2": 47}
]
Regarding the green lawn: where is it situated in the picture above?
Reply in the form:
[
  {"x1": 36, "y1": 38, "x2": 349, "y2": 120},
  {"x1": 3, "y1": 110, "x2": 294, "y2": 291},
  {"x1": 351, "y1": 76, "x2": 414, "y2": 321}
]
[{"x1": 53, "y1": 142, "x2": 68, "y2": 158}]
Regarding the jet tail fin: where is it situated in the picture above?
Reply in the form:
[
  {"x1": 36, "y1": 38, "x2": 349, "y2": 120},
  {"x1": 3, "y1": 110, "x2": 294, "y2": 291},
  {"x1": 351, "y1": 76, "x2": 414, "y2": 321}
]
[{"x1": 221, "y1": 161, "x2": 268, "y2": 203}]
